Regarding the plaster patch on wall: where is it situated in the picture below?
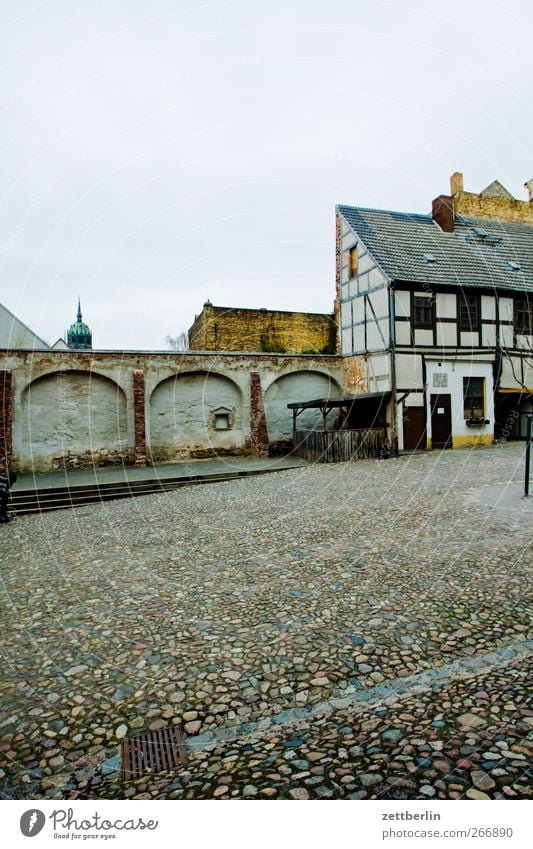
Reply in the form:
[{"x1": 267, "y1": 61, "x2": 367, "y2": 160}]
[
  {"x1": 264, "y1": 370, "x2": 342, "y2": 443},
  {"x1": 20, "y1": 371, "x2": 128, "y2": 471},
  {"x1": 149, "y1": 371, "x2": 243, "y2": 460}
]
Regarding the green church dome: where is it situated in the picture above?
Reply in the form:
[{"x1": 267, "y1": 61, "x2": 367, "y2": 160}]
[{"x1": 67, "y1": 300, "x2": 92, "y2": 350}]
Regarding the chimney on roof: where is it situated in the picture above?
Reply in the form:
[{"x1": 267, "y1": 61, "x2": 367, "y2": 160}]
[
  {"x1": 450, "y1": 171, "x2": 463, "y2": 195},
  {"x1": 524, "y1": 179, "x2": 533, "y2": 202},
  {"x1": 432, "y1": 195, "x2": 454, "y2": 233}
]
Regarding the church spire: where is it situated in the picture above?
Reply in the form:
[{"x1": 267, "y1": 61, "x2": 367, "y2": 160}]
[{"x1": 67, "y1": 299, "x2": 92, "y2": 350}]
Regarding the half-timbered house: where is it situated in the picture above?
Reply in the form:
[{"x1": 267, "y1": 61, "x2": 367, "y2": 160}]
[{"x1": 336, "y1": 173, "x2": 533, "y2": 451}]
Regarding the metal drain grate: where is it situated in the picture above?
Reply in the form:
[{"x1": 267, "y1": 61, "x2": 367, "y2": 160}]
[{"x1": 122, "y1": 725, "x2": 187, "y2": 780}]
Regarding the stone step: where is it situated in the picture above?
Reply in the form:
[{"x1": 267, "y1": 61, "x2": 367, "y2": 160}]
[{"x1": 9, "y1": 465, "x2": 296, "y2": 515}]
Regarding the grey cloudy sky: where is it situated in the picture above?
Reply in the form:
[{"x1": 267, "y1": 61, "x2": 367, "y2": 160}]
[{"x1": 1, "y1": 0, "x2": 531, "y2": 349}]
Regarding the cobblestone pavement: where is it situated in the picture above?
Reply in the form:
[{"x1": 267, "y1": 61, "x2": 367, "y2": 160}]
[{"x1": 1, "y1": 443, "x2": 531, "y2": 800}]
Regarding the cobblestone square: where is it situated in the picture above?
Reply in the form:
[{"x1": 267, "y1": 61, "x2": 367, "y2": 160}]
[{"x1": 1, "y1": 443, "x2": 531, "y2": 800}]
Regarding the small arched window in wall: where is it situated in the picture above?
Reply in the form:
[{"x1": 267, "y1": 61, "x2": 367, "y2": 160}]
[{"x1": 212, "y1": 407, "x2": 234, "y2": 430}]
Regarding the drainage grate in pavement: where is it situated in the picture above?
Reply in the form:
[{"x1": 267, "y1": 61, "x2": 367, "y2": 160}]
[{"x1": 122, "y1": 726, "x2": 187, "y2": 780}]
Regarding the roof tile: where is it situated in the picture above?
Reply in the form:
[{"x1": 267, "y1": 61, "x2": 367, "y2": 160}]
[{"x1": 338, "y1": 205, "x2": 533, "y2": 293}]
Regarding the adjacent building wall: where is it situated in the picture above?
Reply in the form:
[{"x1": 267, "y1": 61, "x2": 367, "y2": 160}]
[
  {"x1": 453, "y1": 189, "x2": 533, "y2": 225},
  {"x1": 0, "y1": 303, "x2": 49, "y2": 350},
  {"x1": 434, "y1": 172, "x2": 533, "y2": 228},
  {"x1": 189, "y1": 304, "x2": 336, "y2": 354}
]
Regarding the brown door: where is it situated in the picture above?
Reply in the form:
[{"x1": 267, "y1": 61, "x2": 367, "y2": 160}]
[
  {"x1": 430, "y1": 394, "x2": 452, "y2": 449},
  {"x1": 403, "y1": 406, "x2": 426, "y2": 450}
]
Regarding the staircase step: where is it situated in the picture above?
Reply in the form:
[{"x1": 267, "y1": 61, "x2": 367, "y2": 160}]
[{"x1": 9, "y1": 465, "x2": 297, "y2": 515}]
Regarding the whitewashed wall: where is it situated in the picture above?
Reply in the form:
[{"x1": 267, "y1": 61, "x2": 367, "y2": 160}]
[
  {"x1": 264, "y1": 370, "x2": 342, "y2": 441},
  {"x1": 18, "y1": 371, "x2": 128, "y2": 470},
  {"x1": 149, "y1": 371, "x2": 243, "y2": 460},
  {"x1": 425, "y1": 360, "x2": 494, "y2": 443},
  {"x1": 339, "y1": 216, "x2": 390, "y2": 355}
]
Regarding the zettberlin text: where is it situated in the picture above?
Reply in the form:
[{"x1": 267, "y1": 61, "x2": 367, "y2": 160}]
[{"x1": 382, "y1": 811, "x2": 440, "y2": 820}]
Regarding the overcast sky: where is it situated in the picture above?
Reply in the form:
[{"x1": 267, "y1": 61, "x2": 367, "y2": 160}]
[{"x1": 1, "y1": 0, "x2": 531, "y2": 349}]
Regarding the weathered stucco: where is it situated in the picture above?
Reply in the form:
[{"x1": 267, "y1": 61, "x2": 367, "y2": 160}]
[
  {"x1": 150, "y1": 371, "x2": 244, "y2": 460},
  {"x1": 264, "y1": 370, "x2": 342, "y2": 447},
  {"x1": 18, "y1": 371, "x2": 128, "y2": 471},
  {"x1": 2, "y1": 349, "x2": 344, "y2": 471}
]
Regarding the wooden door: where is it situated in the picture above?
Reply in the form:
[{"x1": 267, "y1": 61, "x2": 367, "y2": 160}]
[
  {"x1": 430, "y1": 394, "x2": 452, "y2": 449},
  {"x1": 403, "y1": 406, "x2": 426, "y2": 450}
]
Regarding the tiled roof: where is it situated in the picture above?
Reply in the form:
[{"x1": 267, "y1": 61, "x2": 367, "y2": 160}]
[{"x1": 338, "y1": 205, "x2": 533, "y2": 293}]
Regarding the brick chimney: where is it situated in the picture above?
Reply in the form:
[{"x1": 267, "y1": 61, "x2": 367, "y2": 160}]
[{"x1": 432, "y1": 194, "x2": 454, "y2": 232}]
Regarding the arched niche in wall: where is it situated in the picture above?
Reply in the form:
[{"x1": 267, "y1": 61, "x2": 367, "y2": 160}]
[
  {"x1": 264, "y1": 370, "x2": 342, "y2": 444},
  {"x1": 149, "y1": 371, "x2": 243, "y2": 460},
  {"x1": 20, "y1": 370, "x2": 128, "y2": 471}
]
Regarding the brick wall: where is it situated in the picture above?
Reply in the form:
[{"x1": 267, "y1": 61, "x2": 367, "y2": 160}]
[
  {"x1": 189, "y1": 305, "x2": 336, "y2": 354},
  {"x1": 133, "y1": 370, "x2": 147, "y2": 467},
  {"x1": 249, "y1": 372, "x2": 269, "y2": 457},
  {"x1": 454, "y1": 191, "x2": 533, "y2": 224},
  {"x1": 0, "y1": 371, "x2": 12, "y2": 475},
  {"x1": 344, "y1": 356, "x2": 368, "y2": 394}
]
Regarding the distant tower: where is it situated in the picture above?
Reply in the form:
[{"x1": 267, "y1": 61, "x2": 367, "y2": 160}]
[{"x1": 67, "y1": 299, "x2": 92, "y2": 349}]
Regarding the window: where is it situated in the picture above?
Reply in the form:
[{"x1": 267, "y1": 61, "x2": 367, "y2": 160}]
[
  {"x1": 514, "y1": 297, "x2": 532, "y2": 335},
  {"x1": 212, "y1": 408, "x2": 233, "y2": 430},
  {"x1": 414, "y1": 294, "x2": 434, "y2": 328},
  {"x1": 214, "y1": 413, "x2": 230, "y2": 430},
  {"x1": 459, "y1": 294, "x2": 479, "y2": 332},
  {"x1": 349, "y1": 246, "x2": 358, "y2": 278},
  {"x1": 463, "y1": 377, "x2": 484, "y2": 419}
]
